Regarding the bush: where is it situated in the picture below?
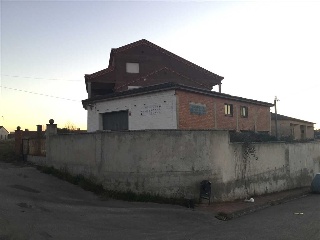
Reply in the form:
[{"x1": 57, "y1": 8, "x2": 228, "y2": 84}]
[
  {"x1": 229, "y1": 131, "x2": 277, "y2": 143},
  {"x1": 0, "y1": 140, "x2": 20, "y2": 162}
]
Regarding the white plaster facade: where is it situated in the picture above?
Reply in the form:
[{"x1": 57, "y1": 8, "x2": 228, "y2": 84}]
[
  {"x1": 87, "y1": 90, "x2": 177, "y2": 132},
  {"x1": 0, "y1": 127, "x2": 9, "y2": 140}
]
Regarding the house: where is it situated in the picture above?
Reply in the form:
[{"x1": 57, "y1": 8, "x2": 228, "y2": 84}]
[
  {"x1": 84, "y1": 39, "x2": 224, "y2": 98},
  {"x1": 271, "y1": 113, "x2": 315, "y2": 140},
  {"x1": 0, "y1": 126, "x2": 9, "y2": 140},
  {"x1": 83, "y1": 40, "x2": 273, "y2": 132},
  {"x1": 83, "y1": 82, "x2": 273, "y2": 132}
]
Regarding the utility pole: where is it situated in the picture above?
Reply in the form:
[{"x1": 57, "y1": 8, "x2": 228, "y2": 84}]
[{"x1": 274, "y1": 96, "x2": 279, "y2": 140}]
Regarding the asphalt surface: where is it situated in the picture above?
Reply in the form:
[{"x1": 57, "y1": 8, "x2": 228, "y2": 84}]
[{"x1": 0, "y1": 161, "x2": 319, "y2": 240}]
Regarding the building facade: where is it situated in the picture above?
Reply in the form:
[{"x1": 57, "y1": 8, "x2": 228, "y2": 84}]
[
  {"x1": 83, "y1": 40, "x2": 273, "y2": 133},
  {"x1": 83, "y1": 83, "x2": 273, "y2": 133},
  {"x1": 271, "y1": 113, "x2": 314, "y2": 140},
  {"x1": 0, "y1": 126, "x2": 9, "y2": 140},
  {"x1": 84, "y1": 39, "x2": 224, "y2": 98}
]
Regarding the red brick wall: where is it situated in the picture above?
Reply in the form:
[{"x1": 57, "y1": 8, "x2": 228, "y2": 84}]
[
  {"x1": 113, "y1": 45, "x2": 220, "y2": 91},
  {"x1": 176, "y1": 90, "x2": 271, "y2": 132}
]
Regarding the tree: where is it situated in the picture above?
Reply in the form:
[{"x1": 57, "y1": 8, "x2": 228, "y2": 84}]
[
  {"x1": 64, "y1": 121, "x2": 77, "y2": 131},
  {"x1": 57, "y1": 121, "x2": 79, "y2": 133}
]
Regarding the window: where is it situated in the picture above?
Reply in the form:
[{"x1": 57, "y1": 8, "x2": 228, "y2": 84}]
[
  {"x1": 290, "y1": 123, "x2": 295, "y2": 136},
  {"x1": 126, "y1": 63, "x2": 139, "y2": 73},
  {"x1": 240, "y1": 106, "x2": 248, "y2": 118},
  {"x1": 190, "y1": 103, "x2": 206, "y2": 115},
  {"x1": 224, "y1": 104, "x2": 233, "y2": 116}
]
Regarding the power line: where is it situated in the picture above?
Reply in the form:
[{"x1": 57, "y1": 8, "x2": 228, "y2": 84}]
[
  {"x1": 1, "y1": 74, "x2": 82, "y2": 82},
  {"x1": 0, "y1": 86, "x2": 81, "y2": 102}
]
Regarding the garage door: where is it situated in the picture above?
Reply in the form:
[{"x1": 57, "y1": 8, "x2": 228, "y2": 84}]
[{"x1": 102, "y1": 110, "x2": 129, "y2": 131}]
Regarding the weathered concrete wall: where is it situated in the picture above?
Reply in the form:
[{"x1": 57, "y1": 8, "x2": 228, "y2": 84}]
[
  {"x1": 32, "y1": 130, "x2": 320, "y2": 201},
  {"x1": 217, "y1": 141, "x2": 320, "y2": 200},
  {"x1": 44, "y1": 131, "x2": 228, "y2": 199}
]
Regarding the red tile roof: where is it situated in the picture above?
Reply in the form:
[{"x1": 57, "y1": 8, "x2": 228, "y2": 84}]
[
  {"x1": 115, "y1": 67, "x2": 213, "y2": 91},
  {"x1": 85, "y1": 66, "x2": 115, "y2": 81},
  {"x1": 85, "y1": 39, "x2": 224, "y2": 82}
]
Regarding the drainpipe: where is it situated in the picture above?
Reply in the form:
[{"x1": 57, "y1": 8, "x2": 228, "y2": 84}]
[{"x1": 274, "y1": 96, "x2": 280, "y2": 140}]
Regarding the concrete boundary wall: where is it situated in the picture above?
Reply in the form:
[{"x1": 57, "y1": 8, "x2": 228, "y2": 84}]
[{"x1": 29, "y1": 130, "x2": 320, "y2": 201}]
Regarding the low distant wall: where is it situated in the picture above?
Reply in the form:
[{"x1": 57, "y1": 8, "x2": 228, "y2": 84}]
[
  {"x1": 27, "y1": 138, "x2": 46, "y2": 156},
  {"x1": 29, "y1": 130, "x2": 320, "y2": 201}
]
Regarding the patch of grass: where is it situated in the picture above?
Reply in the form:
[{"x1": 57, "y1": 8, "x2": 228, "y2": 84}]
[
  {"x1": 0, "y1": 140, "x2": 21, "y2": 162},
  {"x1": 37, "y1": 165, "x2": 187, "y2": 206}
]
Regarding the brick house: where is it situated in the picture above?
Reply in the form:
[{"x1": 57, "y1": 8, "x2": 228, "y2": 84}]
[
  {"x1": 83, "y1": 40, "x2": 273, "y2": 132},
  {"x1": 83, "y1": 83, "x2": 273, "y2": 132},
  {"x1": 271, "y1": 113, "x2": 315, "y2": 140},
  {"x1": 0, "y1": 126, "x2": 9, "y2": 140},
  {"x1": 85, "y1": 39, "x2": 223, "y2": 98}
]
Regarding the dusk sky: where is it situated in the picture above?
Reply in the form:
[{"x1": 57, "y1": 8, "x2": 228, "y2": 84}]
[{"x1": 1, "y1": 0, "x2": 320, "y2": 132}]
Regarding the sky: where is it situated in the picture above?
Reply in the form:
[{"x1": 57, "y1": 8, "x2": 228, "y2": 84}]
[{"x1": 1, "y1": 0, "x2": 320, "y2": 132}]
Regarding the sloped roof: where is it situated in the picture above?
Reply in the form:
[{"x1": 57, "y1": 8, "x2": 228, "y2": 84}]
[
  {"x1": 114, "y1": 67, "x2": 213, "y2": 91},
  {"x1": 82, "y1": 82, "x2": 273, "y2": 108},
  {"x1": 85, "y1": 39, "x2": 224, "y2": 81},
  {"x1": 0, "y1": 126, "x2": 9, "y2": 133},
  {"x1": 85, "y1": 66, "x2": 114, "y2": 81},
  {"x1": 111, "y1": 39, "x2": 223, "y2": 80},
  {"x1": 271, "y1": 113, "x2": 315, "y2": 124}
]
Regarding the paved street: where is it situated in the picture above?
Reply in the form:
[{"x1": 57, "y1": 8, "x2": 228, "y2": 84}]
[{"x1": 0, "y1": 161, "x2": 319, "y2": 240}]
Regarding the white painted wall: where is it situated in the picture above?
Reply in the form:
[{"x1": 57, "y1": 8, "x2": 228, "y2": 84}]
[
  {"x1": 0, "y1": 127, "x2": 8, "y2": 140},
  {"x1": 87, "y1": 90, "x2": 177, "y2": 132}
]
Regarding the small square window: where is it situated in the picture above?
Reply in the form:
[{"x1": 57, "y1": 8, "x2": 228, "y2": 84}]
[
  {"x1": 240, "y1": 106, "x2": 248, "y2": 118},
  {"x1": 126, "y1": 63, "x2": 139, "y2": 73},
  {"x1": 224, "y1": 104, "x2": 233, "y2": 116}
]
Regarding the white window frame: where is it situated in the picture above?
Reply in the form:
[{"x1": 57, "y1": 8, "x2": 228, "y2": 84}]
[
  {"x1": 224, "y1": 103, "x2": 233, "y2": 116},
  {"x1": 240, "y1": 106, "x2": 248, "y2": 118}
]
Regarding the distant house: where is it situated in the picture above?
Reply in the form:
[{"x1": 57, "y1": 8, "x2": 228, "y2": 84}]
[
  {"x1": 0, "y1": 126, "x2": 9, "y2": 140},
  {"x1": 271, "y1": 113, "x2": 315, "y2": 140},
  {"x1": 83, "y1": 40, "x2": 273, "y2": 132}
]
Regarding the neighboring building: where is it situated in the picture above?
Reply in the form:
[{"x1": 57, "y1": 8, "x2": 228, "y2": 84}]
[
  {"x1": 83, "y1": 83, "x2": 273, "y2": 132},
  {"x1": 0, "y1": 126, "x2": 9, "y2": 140},
  {"x1": 84, "y1": 39, "x2": 224, "y2": 98},
  {"x1": 83, "y1": 39, "x2": 273, "y2": 132},
  {"x1": 315, "y1": 129, "x2": 320, "y2": 139},
  {"x1": 271, "y1": 113, "x2": 315, "y2": 140}
]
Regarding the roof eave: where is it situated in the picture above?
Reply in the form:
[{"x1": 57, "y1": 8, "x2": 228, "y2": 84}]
[{"x1": 82, "y1": 83, "x2": 273, "y2": 108}]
